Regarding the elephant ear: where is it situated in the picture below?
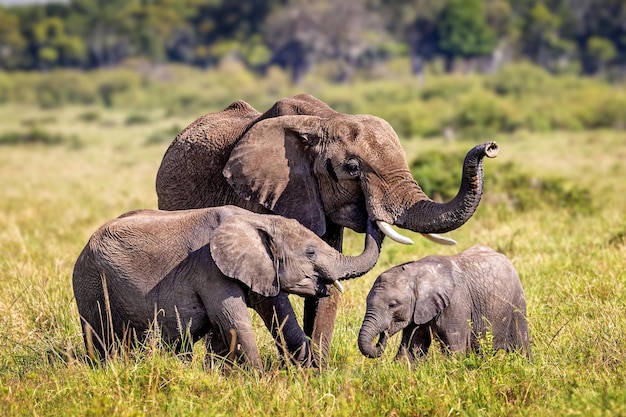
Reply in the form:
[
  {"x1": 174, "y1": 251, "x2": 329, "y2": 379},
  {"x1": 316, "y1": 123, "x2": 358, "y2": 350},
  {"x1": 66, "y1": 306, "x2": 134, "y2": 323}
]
[
  {"x1": 413, "y1": 262, "x2": 456, "y2": 325},
  {"x1": 209, "y1": 215, "x2": 280, "y2": 297},
  {"x1": 223, "y1": 115, "x2": 326, "y2": 237}
]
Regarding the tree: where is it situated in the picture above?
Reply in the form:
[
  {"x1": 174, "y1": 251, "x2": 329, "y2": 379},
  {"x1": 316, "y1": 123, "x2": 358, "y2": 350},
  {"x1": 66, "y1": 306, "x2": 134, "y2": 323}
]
[
  {"x1": 68, "y1": 0, "x2": 136, "y2": 67},
  {"x1": 436, "y1": 0, "x2": 497, "y2": 72},
  {"x1": 0, "y1": 7, "x2": 26, "y2": 69},
  {"x1": 518, "y1": 1, "x2": 576, "y2": 72},
  {"x1": 31, "y1": 17, "x2": 86, "y2": 68},
  {"x1": 585, "y1": 36, "x2": 617, "y2": 74},
  {"x1": 263, "y1": 0, "x2": 385, "y2": 83}
]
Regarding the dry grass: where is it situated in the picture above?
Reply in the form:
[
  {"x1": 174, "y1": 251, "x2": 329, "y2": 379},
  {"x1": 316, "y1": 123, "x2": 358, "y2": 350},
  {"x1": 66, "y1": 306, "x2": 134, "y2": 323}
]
[{"x1": 0, "y1": 104, "x2": 625, "y2": 416}]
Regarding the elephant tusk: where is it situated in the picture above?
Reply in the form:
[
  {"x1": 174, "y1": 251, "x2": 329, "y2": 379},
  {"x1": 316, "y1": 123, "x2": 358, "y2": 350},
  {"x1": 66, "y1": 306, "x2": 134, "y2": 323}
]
[
  {"x1": 333, "y1": 280, "x2": 345, "y2": 293},
  {"x1": 420, "y1": 233, "x2": 457, "y2": 246},
  {"x1": 376, "y1": 221, "x2": 414, "y2": 245}
]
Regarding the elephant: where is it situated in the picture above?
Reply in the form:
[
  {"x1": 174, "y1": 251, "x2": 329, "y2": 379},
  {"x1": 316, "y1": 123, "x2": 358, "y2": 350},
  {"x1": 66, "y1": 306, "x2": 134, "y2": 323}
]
[
  {"x1": 155, "y1": 94, "x2": 499, "y2": 364},
  {"x1": 72, "y1": 205, "x2": 383, "y2": 371},
  {"x1": 358, "y1": 245, "x2": 530, "y2": 361}
]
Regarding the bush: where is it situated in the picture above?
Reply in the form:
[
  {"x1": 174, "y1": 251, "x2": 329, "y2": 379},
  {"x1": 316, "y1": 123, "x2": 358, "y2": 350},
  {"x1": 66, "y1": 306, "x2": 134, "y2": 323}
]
[
  {"x1": 410, "y1": 151, "x2": 594, "y2": 215},
  {"x1": 487, "y1": 161, "x2": 594, "y2": 215},
  {"x1": 448, "y1": 91, "x2": 521, "y2": 137},
  {"x1": 0, "y1": 64, "x2": 623, "y2": 136},
  {"x1": 485, "y1": 62, "x2": 554, "y2": 97},
  {"x1": 410, "y1": 148, "x2": 467, "y2": 200},
  {"x1": 76, "y1": 110, "x2": 101, "y2": 123},
  {"x1": 0, "y1": 128, "x2": 75, "y2": 146},
  {"x1": 125, "y1": 113, "x2": 151, "y2": 125}
]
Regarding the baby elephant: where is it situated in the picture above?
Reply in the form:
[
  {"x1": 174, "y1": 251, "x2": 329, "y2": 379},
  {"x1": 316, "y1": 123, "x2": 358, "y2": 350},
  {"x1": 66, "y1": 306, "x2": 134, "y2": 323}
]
[
  {"x1": 358, "y1": 245, "x2": 530, "y2": 361},
  {"x1": 73, "y1": 205, "x2": 382, "y2": 371}
]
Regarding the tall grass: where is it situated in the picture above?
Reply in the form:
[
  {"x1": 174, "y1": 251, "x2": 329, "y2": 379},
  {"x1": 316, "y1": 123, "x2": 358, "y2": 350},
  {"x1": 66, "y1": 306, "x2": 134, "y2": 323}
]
[{"x1": 0, "y1": 101, "x2": 625, "y2": 416}]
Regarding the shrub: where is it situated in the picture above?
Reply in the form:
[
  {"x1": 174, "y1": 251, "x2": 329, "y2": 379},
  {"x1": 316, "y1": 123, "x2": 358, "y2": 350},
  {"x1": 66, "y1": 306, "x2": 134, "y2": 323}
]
[
  {"x1": 410, "y1": 150, "x2": 594, "y2": 215},
  {"x1": 487, "y1": 161, "x2": 594, "y2": 215},
  {"x1": 485, "y1": 62, "x2": 554, "y2": 97},
  {"x1": 125, "y1": 113, "x2": 151, "y2": 125},
  {"x1": 76, "y1": 111, "x2": 100, "y2": 123},
  {"x1": 448, "y1": 91, "x2": 521, "y2": 137},
  {"x1": 0, "y1": 128, "x2": 74, "y2": 146}
]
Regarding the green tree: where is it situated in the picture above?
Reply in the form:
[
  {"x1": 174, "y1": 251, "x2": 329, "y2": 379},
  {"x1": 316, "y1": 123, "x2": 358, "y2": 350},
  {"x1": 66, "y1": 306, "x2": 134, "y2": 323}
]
[
  {"x1": 191, "y1": 0, "x2": 277, "y2": 68},
  {"x1": 32, "y1": 17, "x2": 86, "y2": 68},
  {"x1": 383, "y1": 0, "x2": 446, "y2": 76},
  {"x1": 68, "y1": 0, "x2": 136, "y2": 67},
  {"x1": 585, "y1": 36, "x2": 617, "y2": 73},
  {"x1": 437, "y1": 0, "x2": 497, "y2": 72},
  {"x1": 0, "y1": 7, "x2": 26, "y2": 69},
  {"x1": 518, "y1": 1, "x2": 575, "y2": 72},
  {"x1": 264, "y1": 0, "x2": 384, "y2": 83}
]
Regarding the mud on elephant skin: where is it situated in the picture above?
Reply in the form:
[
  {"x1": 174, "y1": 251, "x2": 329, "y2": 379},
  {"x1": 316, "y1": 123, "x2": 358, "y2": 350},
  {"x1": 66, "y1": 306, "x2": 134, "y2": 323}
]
[
  {"x1": 72, "y1": 205, "x2": 382, "y2": 372},
  {"x1": 358, "y1": 245, "x2": 531, "y2": 361},
  {"x1": 155, "y1": 94, "x2": 499, "y2": 364}
]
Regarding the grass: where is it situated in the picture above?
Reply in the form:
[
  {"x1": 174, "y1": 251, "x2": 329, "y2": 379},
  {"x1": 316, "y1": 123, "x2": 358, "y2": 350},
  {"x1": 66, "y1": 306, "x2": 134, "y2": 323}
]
[{"x1": 0, "y1": 103, "x2": 625, "y2": 416}]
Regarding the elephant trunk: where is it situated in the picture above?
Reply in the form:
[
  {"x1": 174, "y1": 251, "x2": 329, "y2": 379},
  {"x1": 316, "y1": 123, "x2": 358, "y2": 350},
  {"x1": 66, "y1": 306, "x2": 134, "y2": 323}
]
[
  {"x1": 335, "y1": 221, "x2": 383, "y2": 280},
  {"x1": 358, "y1": 317, "x2": 388, "y2": 358},
  {"x1": 396, "y1": 141, "x2": 498, "y2": 234}
]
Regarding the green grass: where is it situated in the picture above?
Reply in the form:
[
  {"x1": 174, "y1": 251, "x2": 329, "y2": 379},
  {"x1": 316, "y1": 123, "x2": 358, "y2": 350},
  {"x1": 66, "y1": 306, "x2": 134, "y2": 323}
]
[{"x1": 0, "y1": 104, "x2": 625, "y2": 416}]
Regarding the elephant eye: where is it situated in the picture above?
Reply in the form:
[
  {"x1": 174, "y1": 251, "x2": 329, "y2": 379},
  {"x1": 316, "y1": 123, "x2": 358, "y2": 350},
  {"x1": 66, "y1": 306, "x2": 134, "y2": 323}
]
[
  {"x1": 305, "y1": 247, "x2": 317, "y2": 260},
  {"x1": 345, "y1": 159, "x2": 360, "y2": 178}
]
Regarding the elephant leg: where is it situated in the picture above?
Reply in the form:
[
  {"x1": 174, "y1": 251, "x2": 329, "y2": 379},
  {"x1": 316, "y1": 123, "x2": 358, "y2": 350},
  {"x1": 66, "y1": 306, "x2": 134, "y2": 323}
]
[
  {"x1": 204, "y1": 328, "x2": 233, "y2": 370},
  {"x1": 199, "y1": 291, "x2": 264, "y2": 371},
  {"x1": 303, "y1": 222, "x2": 343, "y2": 366},
  {"x1": 251, "y1": 293, "x2": 312, "y2": 367},
  {"x1": 396, "y1": 324, "x2": 432, "y2": 362},
  {"x1": 436, "y1": 322, "x2": 471, "y2": 354}
]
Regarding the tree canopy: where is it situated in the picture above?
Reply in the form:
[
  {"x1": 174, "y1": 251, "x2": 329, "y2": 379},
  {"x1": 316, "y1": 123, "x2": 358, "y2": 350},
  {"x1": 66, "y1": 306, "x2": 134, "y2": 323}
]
[{"x1": 0, "y1": 0, "x2": 624, "y2": 80}]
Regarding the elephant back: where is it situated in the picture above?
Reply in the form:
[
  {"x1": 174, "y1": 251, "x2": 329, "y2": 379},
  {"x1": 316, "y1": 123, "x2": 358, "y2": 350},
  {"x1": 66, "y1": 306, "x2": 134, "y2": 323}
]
[{"x1": 156, "y1": 101, "x2": 262, "y2": 211}]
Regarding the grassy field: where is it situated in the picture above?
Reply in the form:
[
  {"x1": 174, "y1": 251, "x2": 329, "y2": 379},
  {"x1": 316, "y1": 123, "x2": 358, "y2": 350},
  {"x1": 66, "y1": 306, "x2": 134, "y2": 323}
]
[{"x1": 0, "y1": 103, "x2": 625, "y2": 416}]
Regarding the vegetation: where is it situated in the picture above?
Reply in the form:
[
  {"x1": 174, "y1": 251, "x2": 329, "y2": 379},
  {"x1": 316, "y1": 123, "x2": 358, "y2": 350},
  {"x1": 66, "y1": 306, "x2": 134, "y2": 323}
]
[
  {"x1": 0, "y1": 61, "x2": 624, "y2": 140},
  {"x1": 1, "y1": 0, "x2": 625, "y2": 80},
  {"x1": 0, "y1": 71, "x2": 625, "y2": 414}
]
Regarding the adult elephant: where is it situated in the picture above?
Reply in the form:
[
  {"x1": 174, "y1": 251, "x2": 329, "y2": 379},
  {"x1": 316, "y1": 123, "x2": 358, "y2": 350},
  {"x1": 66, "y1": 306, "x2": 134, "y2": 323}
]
[{"x1": 155, "y1": 94, "x2": 498, "y2": 365}]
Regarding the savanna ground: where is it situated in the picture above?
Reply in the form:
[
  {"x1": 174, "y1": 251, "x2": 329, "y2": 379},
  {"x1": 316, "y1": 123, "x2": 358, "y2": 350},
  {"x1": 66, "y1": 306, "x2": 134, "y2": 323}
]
[{"x1": 0, "y1": 87, "x2": 625, "y2": 415}]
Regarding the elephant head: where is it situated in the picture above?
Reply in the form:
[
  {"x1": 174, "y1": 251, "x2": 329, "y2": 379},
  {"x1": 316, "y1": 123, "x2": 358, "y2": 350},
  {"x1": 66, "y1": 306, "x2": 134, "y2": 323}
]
[
  {"x1": 209, "y1": 214, "x2": 384, "y2": 298},
  {"x1": 357, "y1": 259, "x2": 456, "y2": 358},
  {"x1": 223, "y1": 94, "x2": 498, "y2": 245}
]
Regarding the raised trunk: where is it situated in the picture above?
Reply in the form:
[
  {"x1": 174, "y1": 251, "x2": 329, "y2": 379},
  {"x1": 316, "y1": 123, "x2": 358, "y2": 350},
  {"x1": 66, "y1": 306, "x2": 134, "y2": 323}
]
[
  {"x1": 335, "y1": 221, "x2": 383, "y2": 280},
  {"x1": 397, "y1": 141, "x2": 498, "y2": 234},
  {"x1": 358, "y1": 318, "x2": 387, "y2": 358}
]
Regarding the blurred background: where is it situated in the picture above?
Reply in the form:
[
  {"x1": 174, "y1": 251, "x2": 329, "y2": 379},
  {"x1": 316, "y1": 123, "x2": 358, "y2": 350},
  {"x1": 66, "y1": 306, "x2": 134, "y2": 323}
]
[{"x1": 0, "y1": 0, "x2": 624, "y2": 142}]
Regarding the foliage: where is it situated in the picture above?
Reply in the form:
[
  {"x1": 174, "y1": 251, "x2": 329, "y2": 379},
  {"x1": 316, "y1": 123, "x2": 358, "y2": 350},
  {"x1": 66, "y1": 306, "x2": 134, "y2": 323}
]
[
  {"x1": 409, "y1": 148, "x2": 594, "y2": 216},
  {"x1": 0, "y1": 0, "x2": 625, "y2": 78},
  {"x1": 0, "y1": 127, "x2": 76, "y2": 146},
  {"x1": 0, "y1": 62, "x2": 623, "y2": 139},
  {"x1": 0, "y1": 105, "x2": 625, "y2": 415},
  {"x1": 437, "y1": 0, "x2": 497, "y2": 70}
]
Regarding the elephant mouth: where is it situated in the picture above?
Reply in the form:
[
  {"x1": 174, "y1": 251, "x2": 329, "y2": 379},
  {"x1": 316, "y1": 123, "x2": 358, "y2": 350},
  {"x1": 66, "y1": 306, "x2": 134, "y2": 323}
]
[
  {"x1": 376, "y1": 331, "x2": 388, "y2": 351},
  {"x1": 315, "y1": 280, "x2": 344, "y2": 298},
  {"x1": 316, "y1": 283, "x2": 332, "y2": 298}
]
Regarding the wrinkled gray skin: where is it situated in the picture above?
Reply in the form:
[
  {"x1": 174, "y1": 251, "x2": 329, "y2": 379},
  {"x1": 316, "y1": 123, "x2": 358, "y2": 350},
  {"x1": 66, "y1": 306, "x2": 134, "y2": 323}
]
[
  {"x1": 72, "y1": 205, "x2": 382, "y2": 371},
  {"x1": 155, "y1": 94, "x2": 498, "y2": 365},
  {"x1": 359, "y1": 245, "x2": 530, "y2": 361}
]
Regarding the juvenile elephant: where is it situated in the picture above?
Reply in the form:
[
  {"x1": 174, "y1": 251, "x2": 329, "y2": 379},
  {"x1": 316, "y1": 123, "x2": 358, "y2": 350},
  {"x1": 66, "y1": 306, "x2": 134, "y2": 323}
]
[
  {"x1": 72, "y1": 205, "x2": 382, "y2": 371},
  {"x1": 155, "y1": 94, "x2": 499, "y2": 364},
  {"x1": 358, "y1": 245, "x2": 530, "y2": 361}
]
